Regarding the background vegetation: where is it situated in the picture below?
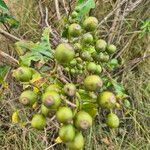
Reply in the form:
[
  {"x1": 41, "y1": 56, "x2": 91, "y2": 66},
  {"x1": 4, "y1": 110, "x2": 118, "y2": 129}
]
[{"x1": 0, "y1": 0, "x2": 150, "y2": 150}]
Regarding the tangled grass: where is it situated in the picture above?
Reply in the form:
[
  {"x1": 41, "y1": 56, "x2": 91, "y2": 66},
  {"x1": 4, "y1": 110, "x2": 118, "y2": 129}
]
[{"x1": 0, "y1": 0, "x2": 150, "y2": 149}]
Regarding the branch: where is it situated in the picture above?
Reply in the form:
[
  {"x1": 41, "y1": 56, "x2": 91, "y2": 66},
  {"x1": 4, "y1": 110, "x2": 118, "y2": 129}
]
[
  {"x1": 98, "y1": 0, "x2": 128, "y2": 26},
  {"x1": 124, "y1": 0, "x2": 143, "y2": 17},
  {"x1": 55, "y1": 0, "x2": 61, "y2": 20},
  {"x1": 108, "y1": 0, "x2": 121, "y2": 44},
  {"x1": 0, "y1": 28, "x2": 21, "y2": 41},
  {"x1": 61, "y1": 0, "x2": 68, "y2": 15},
  {"x1": 0, "y1": 50, "x2": 19, "y2": 67}
]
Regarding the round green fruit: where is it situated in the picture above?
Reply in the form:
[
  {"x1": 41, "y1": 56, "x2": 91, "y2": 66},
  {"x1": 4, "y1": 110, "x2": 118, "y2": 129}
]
[
  {"x1": 70, "y1": 59, "x2": 77, "y2": 67},
  {"x1": 45, "y1": 84, "x2": 60, "y2": 93},
  {"x1": 82, "y1": 33, "x2": 93, "y2": 44},
  {"x1": 76, "y1": 57, "x2": 83, "y2": 63},
  {"x1": 124, "y1": 99, "x2": 131, "y2": 108},
  {"x1": 75, "y1": 6, "x2": 81, "y2": 12},
  {"x1": 86, "y1": 62, "x2": 97, "y2": 73},
  {"x1": 70, "y1": 68, "x2": 76, "y2": 75},
  {"x1": 109, "y1": 59, "x2": 119, "y2": 66},
  {"x1": 67, "y1": 132, "x2": 84, "y2": 150},
  {"x1": 99, "y1": 52, "x2": 109, "y2": 62},
  {"x1": 31, "y1": 114, "x2": 46, "y2": 130},
  {"x1": 69, "y1": 18, "x2": 77, "y2": 24},
  {"x1": 78, "y1": 70, "x2": 83, "y2": 74},
  {"x1": 55, "y1": 43, "x2": 75, "y2": 64},
  {"x1": 77, "y1": 64, "x2": 83, "y2": 70},
  {"x1": 81, "y1": 51, "x2": 92, "y2": 61},
  {"x1": 107, "y1": 44, "x2": 117, "y2": 54},
  {"x1": 64, "y1": 83, "x2": 76, "y2": 97},
  {"x1": 97, "y1": 91, "x2": 116, "y2": 109},
  {"x1": 74, "y1": 43, "x2": 82, "y2": 52},
  {"x1": 74, "y1": 111, "x2": 92, "y2": 130},
  {"x1": 96, "y1": 39, "x2": 107, "y2": 52},
  {"x1": 68, "y1": 23, "x2": 82, "y2": 37},
  {"x1": 84, "y1": 75, "x2": 103, "y2": 91},
  {"x1": 41, "y1": 104, "x2": 50, "y2": 116},
  {"x1": 42, "y1": 91, "x2": 61, "y2": 109},
  {"x1": 19, "y1": 90, "x2": 37, "y2": 106},
  {"x1": 83, "y1": 17, "x2": 98, "y2": 31},
  {"x1": 56, "y1": 107, "x2": 73, "y2": 123},
  {"x1": 13, "y1": 67, "x2": 32, "y2": 82},
  {"x1": 95, "y1": 65, "x2": 102, "y2": 74},
  {"x1": 59, "y1": 124, "x2": 75, "y2": 142},
  {"x1": 71, "y1": 11, "x2": 78, "y2": 18},
  {"x1": 91, "y1": 51, "x2": 99, "y2": 60},
  {"x1": 64, "y1": 67, "x2": 70, "y2": 72},
  {"x1": 106, "y1": 113, "x2": 119, "y2": 128}
]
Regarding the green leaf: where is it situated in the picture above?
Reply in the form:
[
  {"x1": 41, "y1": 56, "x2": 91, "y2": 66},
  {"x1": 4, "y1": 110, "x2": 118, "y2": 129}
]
[
  {"x1": 0, "y1": 0, "x2": 8, "y2": 12},
  {"x1": 76, "y1": 0, "x2": 95, "y2": 18},
  {"x1": 0, "y1": 13, "x2": 19, "y2": 29},
  {"x1": 17, "y1": 27, "x2": 53, "y2": 66},
  {"x1": 82, "y1": 102, "x2": 98, "y2": 117},
  {"x1": 0, "y1": 65, "x2": 10, "y2": 84},
  {"x1": 112, "y1": 81, "x2": 125, "y2": 95}
]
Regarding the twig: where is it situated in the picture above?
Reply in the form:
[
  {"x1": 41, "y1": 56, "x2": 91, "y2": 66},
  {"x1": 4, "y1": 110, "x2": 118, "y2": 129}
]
[
  {"x1": 38, "y1": 0, "x2": 46, "y2": 27},
  {"x1": 103, "y1": 68, "x2": 114, "y2": 82},
  {"x1": 55, "y1": 0, "x2": 61, "y2": 20},
  {"x1": 45, "y1": 143, "x2": 58, "y2": 150},
  {"x1": 115, "y1": 33, "x2": 138, "y2": 58},
  {"x1": 98, "y1": 0, "x2": 128, "y2": 26},
  {"x1": 62, "y1": 0, "x2": 68, "y2": 15},
  {"x1": 45, "y1": 7, "x2": 61, "y2": 45},
  {"x1": 114, "y1": 54, "x2": 150, "y2": 77},
  {"x1": 123, "y1": 0, "x2": 143, "y2": 17},
  {"x1": 64, "y1": 99, "x2": 77, "y2": 108},
  {"x1": 0, "y1": 50, "x2": 19, "y2": 67},
  {"x1": 57, "y1": 66, "x2": 71, "y2": 83},
  {"x1": 116, "y1": 1, "x2": 128, "y2": 44},
  {"x1": 108, "y1": 0, "x2": 121, "y2": 44},
  {"x1": 0, "y1": 28, "x2": 21, "y2": 41}
]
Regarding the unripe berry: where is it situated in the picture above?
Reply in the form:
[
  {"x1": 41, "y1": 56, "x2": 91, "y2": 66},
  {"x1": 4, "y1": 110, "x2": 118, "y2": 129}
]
[
  {"x1": 42, "y1": 91, "x2": 61, "y2": 109},
  {"x1": 41, "y1": 104, "x2": 50, "y2": 116},
  {"x1": 64, "y1": 83, "x2": 76, "y2": 97},
  {"x1": 107, "y1": 44, "x2": 117, "y2": 54},
  {"x1": 82, "y1": 33, "x2": 93, "y2": 44},
  {"x1": 83, "y1": 17, "x2": 98, "y2": 31},
  {"x1": 67, "y1": 132, "x2": 84, "y2": 150},
  {"x1": 74, "y1": 111, "x2": 92, "y2": 130},
  {"x1": 81, "y1": 51, "x2": 92, "y2": 61},
  {"x1": 45, "y1": 84, "x2": 60, "y2": 93},
  {"x1": 68, "y1": 23, "x2": 82, "y2": 37},
  {"x1": 70, "y1": 59, "x2": 77, "y2": 67},
  {"x1": 55, "y1": 43, "x2": 75, "y2": 64},
  {"x1": 19, "y1": 90, "x2": 37, "y2": 106},
  {"x1": 99, "y1": 52, "x2": 109, "y2": 62},
  {"x1": 59, "y1": 124, "x2": 75, "y2": 142},
  {"x1": 56, "y1": 107, "x2": 73, "y2": 123},
  {"x1": 106, "y1": 113, "x2": 119, "y2": 128},
  {"x1": 86, "y1": 62, "x2": 97, "y2": 73},
  {"x1": 74, "y1": 43, "x2": 82, "y2": 52},
  {"x1": 97, "y1": 91, "x2": 116, "y2": 109},
  {"x1": 71, "y1": 11, "x2": 78, "y2": 18},
  {"x1": 84, "y1": 75, "x2": 103, "y2": 91},
  {"x1": 31, "y1": 114, "x2": 46, "y2": 130},
  {"x1": 95, "y1": 65, "x2": 102, "y2": 74},
  {"x1": 13, "y1": 67, "x2": 32, "y2": 82},
  {"x1": 96, "y1": 39, "x2": 107, "y2": 52}
]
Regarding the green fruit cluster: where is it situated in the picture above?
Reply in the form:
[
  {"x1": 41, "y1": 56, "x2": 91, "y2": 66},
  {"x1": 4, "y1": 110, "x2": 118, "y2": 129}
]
[
  {"x1": 54, "y1": 13, "x2": 118, "y2": 76},
  {"x1": 12, "y1": 7, "x2": 126, "y2": 150}
]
